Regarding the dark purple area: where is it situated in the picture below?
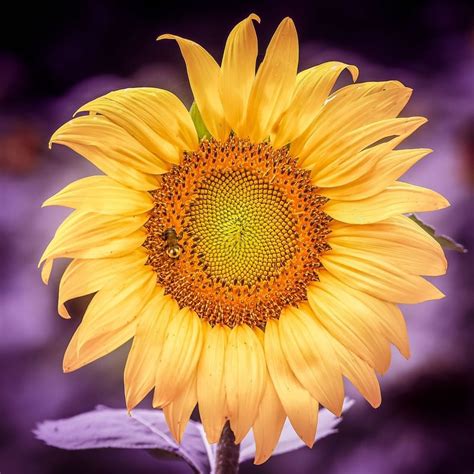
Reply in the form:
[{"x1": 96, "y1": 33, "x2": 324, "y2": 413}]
[{"x1": 1, "y1": 0, "x2": 473, "y2": 473}]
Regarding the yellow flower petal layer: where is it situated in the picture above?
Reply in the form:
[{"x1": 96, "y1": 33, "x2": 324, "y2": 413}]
[
  {"x1": 76, "y1": 87, "x2": 198, "y2": 161},
  {"x1": 153, "y1": 308, "x2": 203, "y2": 407},
  {"x1": 293, "y1": 80, "x2": 412, "y2": 159},
  {"x1": 220, "y1": 14, "x2": 260, "y2": 136},
  {"x1": 197, "y1": 323, "x2": 228, "y2": 444},
  {"x1": 158, "y1": 34, "x2": 230, "y2": 141},
  {"x1": 163, "y1": 373, "x2": 198, "y2": 443},
  {"x1": 320, "y1": 148, "x2": 432, "y2": 201},
  {"x1": 307, "y1": 272, "x2": 393, "y2": 373},
  {"x1": 63, "y1": 319, "x2": 136, "y2": 373},
  {"x1": 304, "y1": 117, "x2": 426, "y2": 187},
  {"x1": 74, "y1": 266, "x2": 156, "y2": 351},
  {"x1": 245, "y1": 17, "x2": 298, "y2": 142},
  {"x1": 252, "y1": 371, "x2": 286, "y2": 465},
  {"x1": 224, "y1": 324, "x2": 266, "y2": 443},
  {"x1": 330, "y1": 336, "x2": 381, "y2": 408},
  {"x1": 57, "y1": 249, "x2": 148, "y2": 318},
  {"x1": 279, "y1": 305, "x2": 344, "y2": 415},
  {"x1": 314, "y1": 270, "x2": 412, "y2": 358},
  {"x1": 43, "y1": 176, "x2": 154, "y2": 216},
  {"x1": 324, "y1": 181, "x2": 449, "y2": 224},
  {"x1": 63, "y1": 267, "x2": 156, "y2": 372},
  {"x1": 124, "y1": 292, "x2": 178, "y2": 411},
  {"x1": 264, "y1": 319, "x2": 318, "y2": 447},
  {"x1": 50, "y1": 115, "x2": 163, "y2": 190},
  {"x1": 39, "y1": 210, "x2": 147, "y2": 266},
  {"x1": 321, "y1": 251, "x2": 444, "y2": 304},
  {"x1": 273, "y1": 61, "x2": 358, "y2": 148},
  {"x1": 328, "y1": 217, "x2": 447, "y2": 276}
]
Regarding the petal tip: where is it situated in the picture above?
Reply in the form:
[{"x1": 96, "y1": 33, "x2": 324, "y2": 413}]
[
  {"x1": 157, "y1": 33, "x2": 177, "y2": 41},
  {"x1": 348, "y1": 64, "x2": 359, "y2": 82},
  {"x1": 370, "y1": 397, "x2": 382, "y2": 409},
  {"x1": 441, "y1": 195, "x2": 451, "y2": 209},
  {"x1": 58, "y1": 309, "x2": 72, "y2": 320},
  {"x1": 41, "y1": 197, "x2": 53, "y2": 208},
  {"x1": 254, "y1": 453, "x2": 271, "y2": 465},
  {"x1": 248, "y1": 13, "x2": 261, "y2": 23}
]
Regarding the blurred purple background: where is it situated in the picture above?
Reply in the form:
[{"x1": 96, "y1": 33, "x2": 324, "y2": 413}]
[{"x1": 1, "y1": 1, "x2": 473, "y2": 473}]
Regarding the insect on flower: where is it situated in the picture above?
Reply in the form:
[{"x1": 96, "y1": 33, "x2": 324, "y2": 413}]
[{"x1": 163, "y1": 228, "x2": 182, "y2": 259}]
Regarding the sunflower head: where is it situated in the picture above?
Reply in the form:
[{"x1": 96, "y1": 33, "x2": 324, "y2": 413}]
[{"x1": 40, "y1": 13, "x2": 448, "y2": 464}]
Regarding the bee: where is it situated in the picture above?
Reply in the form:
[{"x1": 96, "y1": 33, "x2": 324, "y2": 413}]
[{"x1": 163, "y1": 228, "x2": 182, "y2": 259}]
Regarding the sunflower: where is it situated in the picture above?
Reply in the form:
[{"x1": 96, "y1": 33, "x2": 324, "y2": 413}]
[{"x1": 40, "y1": 14, "x2": 449, "y2": 464}]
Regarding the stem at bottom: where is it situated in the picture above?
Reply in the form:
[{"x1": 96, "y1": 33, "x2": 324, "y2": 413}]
[{"x1": 215, "y1": 421, "x2": 240, "y2": 474}]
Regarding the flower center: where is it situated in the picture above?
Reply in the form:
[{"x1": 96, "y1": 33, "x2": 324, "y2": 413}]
[
  {"x1": 144, "y1": 137, "x2": 331, "y2": 328},
  {"x1": 187, "y1": 169, "x2": 296, "y2": 286}
]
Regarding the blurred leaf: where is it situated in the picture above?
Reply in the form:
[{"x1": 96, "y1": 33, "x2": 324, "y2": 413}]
[
  {"x1": 34, "y1": 401, "x2": 354, "y2": 470},
  {"x1": 408, "y1": 214, "x2": 467, "y2": 253},
  {"x1": 34, "y1": 405, "x2": 212, "y2": 474},
  {"x1": 239, "y1": 398, "x2": 354, "y2": 463},
  {"x1": 190, "y1": 102, "x2": 211, "y2": 140}
]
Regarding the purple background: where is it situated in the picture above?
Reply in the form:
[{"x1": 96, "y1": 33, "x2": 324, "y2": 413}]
[{"x1": 1, "y1": 1, "x2": 473, "y2": 473}]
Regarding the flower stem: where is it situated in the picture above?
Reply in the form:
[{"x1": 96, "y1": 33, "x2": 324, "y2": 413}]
[{"x1": 215, "y1": 421, "x2": 240, "y2": 474}]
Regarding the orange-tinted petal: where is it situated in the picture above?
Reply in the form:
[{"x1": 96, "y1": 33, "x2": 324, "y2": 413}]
[
  {"x1": 158, "y1": 34, "x2": 230, "y2": 140},
  {"x1": 220, "y1": 14, "x2": 260, "y2": 135},
  {"x1": 245, "y1": 18, "x2": 298, "y2": 142}
]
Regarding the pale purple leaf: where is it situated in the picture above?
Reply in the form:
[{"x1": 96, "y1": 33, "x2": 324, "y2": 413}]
[
  {"x1": 34, "y1": 405, "x2": 211, "y2": 474},
  {"x1": 239, "y1": 398, "x2": 355, "y2": 463}
]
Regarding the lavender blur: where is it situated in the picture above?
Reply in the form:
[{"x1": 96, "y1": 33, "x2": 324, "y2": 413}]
[{"x1": 1, "y1": 1, "x2": 473, "y2": 473}]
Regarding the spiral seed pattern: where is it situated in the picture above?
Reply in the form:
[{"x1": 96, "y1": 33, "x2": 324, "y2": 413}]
[
  {"x1": 188, "y1": 169, "x2": 296, "y2": 285},
  {"x1": 144, "y1": 137, "x2": 331, "y2": 328}
]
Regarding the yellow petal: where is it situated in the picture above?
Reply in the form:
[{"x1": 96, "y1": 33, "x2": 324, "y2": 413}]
[
  {"x1": 163, "y1": 372, "x2": 198, "y2": 443},
  {"x1": 328, "y1": 218, "x2": 447, "y2": 277},
  {"x1": 321, "y1": 251, "x2": 445, "y2": 304},
  {"x1": 75, "y1": 266, "x2": 157, "y2": 351},
  {"x1": 43, "y1": 176, "x2": 154, "y2": 216},
  {"x1": 158, "y1": 34, "x2": 230, "y2": 141},
  {"x1": 330, "y1": 336, "x2": 381, "y2": 408},
  {"x1": 197, "y1": 322, "x2": 228, "y2": 444},
  {"x1": 76, "y1": 87, "x2": 198, "y2": 161},
  {"x1": 124, "y1": 291, "x2": 177, "y2": 411},
  {"x1": 224, "y1": 324, "x2": 266, "y2": 443},
  {"x1": 324, "y1": 181, "x2": 450, "y2": 224},
  {"x1": 373, "y1": 302, "x2": 410, "y2": 359},
  {"x1": 57, "y1": 249, "x2": 148, "y2": 318},
  {"x1": 40, "y1": 258, "x2": 54, "y2": 284},
  {"x1": 315, "y1": 266, "x2": 410, "y2": 358},
  {"x1": 264, "y1": 319, "x2": 318, "y2": 447},
  {"x1": 63, "y1": 268, "x2": 156, "y2": 373},
  {"x1": 305, "y1": 117, "x2": 426, "y2": 186},
  {"x1": 153, "y1": 308, "x2": 203, "y2": 407},
  {"x1": 50, "y1": 115, "x2": 163, "y2": 190},
  {"x1": 63, "y1": 318, "x2": 136, "y2": 373},
  {"x1": 320, "y1": 148, "x2": 432, "y2": 201},
  {"x1": 307, "y1": 275, "x2": 392, "y2": 374},
  {"x1": 293, "y1": 80, "x2": 412, "y2": 159},
  {"x1": 252, "y1": 371, "x2": 286, "y2": 465},
  {"x1": 220, "y1": 14, "x2": 260, "y2": 135},
  {"x1": 39, "y1": 210, "x2": 147, "y2": 266},
  {"x1": 278, "y1": 305, "x2": 344, "y2": 415},
  {"x1": 245, "y1": 17, "x2": 299, "y2": 142},
  {"x1": 273, "y1": 61, "x2": 358, "y2": 148}
]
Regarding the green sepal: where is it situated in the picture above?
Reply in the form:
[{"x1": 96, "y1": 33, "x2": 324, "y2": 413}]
[
  {"x1": 189, "y1": 102, "x2": 211, "y2": 140},
  {"x1": 408, "y1": 214, "x2": 467, "y2": 253}
]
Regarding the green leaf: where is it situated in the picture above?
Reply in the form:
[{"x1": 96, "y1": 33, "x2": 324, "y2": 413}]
[
  {"x1": 189, "y1": 102, "x2": 211, "y2": 140},
  {"x1": 408, "y1": 214, "x2": 467, "y2": 253}
]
